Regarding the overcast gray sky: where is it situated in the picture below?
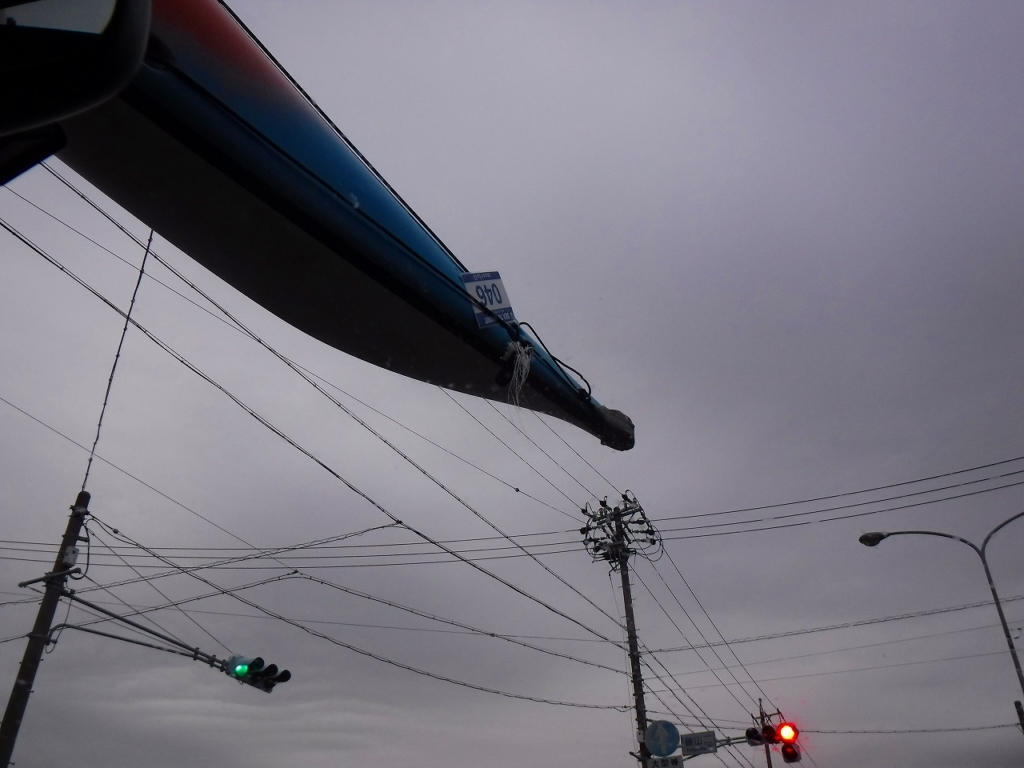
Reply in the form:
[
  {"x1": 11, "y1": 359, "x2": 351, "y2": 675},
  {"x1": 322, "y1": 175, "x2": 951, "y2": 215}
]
[{"x1": 2, "y1": 2, "x2": 1024, "y2": 767}]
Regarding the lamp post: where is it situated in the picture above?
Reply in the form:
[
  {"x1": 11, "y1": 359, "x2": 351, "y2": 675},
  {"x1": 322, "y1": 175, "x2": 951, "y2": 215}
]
[{"x1": 859, "y1": 509, "x2": 1024, "y2": 733}]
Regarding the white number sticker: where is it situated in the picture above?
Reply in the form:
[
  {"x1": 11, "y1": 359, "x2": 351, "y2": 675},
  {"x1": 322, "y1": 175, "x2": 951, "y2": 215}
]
[{"x1": 461, "y1": 271, "x2": 516, "y2": 328}]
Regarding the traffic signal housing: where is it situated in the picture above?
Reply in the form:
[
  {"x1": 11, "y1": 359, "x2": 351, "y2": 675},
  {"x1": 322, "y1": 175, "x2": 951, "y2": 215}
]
[
  {"x1": 227, "y1": 655, "x2": 263, "y2": 679},
  {"x1": 225, "y1": 655, "x2": 291, "y2": 693},
  {"x1": 777, "y1": 723, "x2": 798, "y2": 743},
  {"x1": 777, "y1": 722, "x2": 801, "y2": 763},
  {"x1": 250, "y1": 662, "x2": 292, "y2": 692}
]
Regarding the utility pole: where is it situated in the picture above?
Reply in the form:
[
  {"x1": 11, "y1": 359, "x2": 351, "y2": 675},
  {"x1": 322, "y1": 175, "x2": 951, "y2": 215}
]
[
  {"x1": 618, "y1": 511, "x2": 651, "y2": 768},
  {"x1": 0, "y1": 491, "x2": 91, "y2": 767},
  {"x1": 758, "y1": 699, "x2": 774, "y2": 768},
  {"x1": 581, "y1": 493, "x2": 661, "y2": 768}
]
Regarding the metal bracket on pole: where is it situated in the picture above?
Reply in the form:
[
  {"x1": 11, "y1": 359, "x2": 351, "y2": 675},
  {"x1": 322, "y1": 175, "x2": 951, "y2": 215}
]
[{"x1": 17, "y1": 568, "x2": 81, "y2": 588}]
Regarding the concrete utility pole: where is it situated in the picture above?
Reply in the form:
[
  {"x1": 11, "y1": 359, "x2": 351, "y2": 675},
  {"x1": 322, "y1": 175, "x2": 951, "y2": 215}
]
[
  {"x1": 0, "y1": 491, "x2": 91, "y2": 767},
  {"x1": 617, "y1": 511, "x2": 651, "y2": 768},
  {"x1": 758, "y1": 699, "x2": 774, "y2": 768},
  {"x1": 581, "y1": 493, "x2": 661, "y2": 768}
]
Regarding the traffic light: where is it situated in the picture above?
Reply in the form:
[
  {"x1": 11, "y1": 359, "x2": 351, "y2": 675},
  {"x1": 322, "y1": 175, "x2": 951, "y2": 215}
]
[
  {"x1": 761, "y1": 724, "x2": 777, "y2": 744},
  {"x1": 777, "y1": 723, "x2": 798, "y2": 743},
  {"x1": 224, "y1": 655, "x2": 292, "y2": 693},
  {"x1": 227, "y1": 655, "x2": 262, "y2": 679},
  {"x1": 777, "y1": 722, "x2": 801, "y2": 763},
  {"x1": 744, "y1": 727, "x2": 764, "y2": 746},
  {"x1": 250, "y1": 662, "x2": 292, "y2": 692}
]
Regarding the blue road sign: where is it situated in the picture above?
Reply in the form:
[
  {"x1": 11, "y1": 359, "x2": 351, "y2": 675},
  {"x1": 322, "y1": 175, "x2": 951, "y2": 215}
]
[{"x1": 645, "y1": 720, "x2": 680, "y2": 757}]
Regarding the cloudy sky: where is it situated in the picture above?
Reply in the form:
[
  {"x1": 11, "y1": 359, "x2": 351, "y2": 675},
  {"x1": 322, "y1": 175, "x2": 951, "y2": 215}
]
[{"x1": 2, "y1": 2, "x2": 1024, "y2": 767}]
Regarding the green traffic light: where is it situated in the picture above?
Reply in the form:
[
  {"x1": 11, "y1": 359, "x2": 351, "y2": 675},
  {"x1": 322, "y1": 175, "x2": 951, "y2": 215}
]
[{"x1": 233, "y1": 663, "x2": 248, "y2": 676}]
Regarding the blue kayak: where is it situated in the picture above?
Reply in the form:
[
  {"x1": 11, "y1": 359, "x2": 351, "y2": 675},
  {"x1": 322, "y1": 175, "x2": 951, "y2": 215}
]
[{"x1": 5, "y1": 0, "x2": 634, "y2": 450}]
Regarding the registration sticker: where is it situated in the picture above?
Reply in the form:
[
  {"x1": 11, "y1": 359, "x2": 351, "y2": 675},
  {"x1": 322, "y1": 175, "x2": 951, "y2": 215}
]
[{"x1": 461, "y1": 271, "x2": 516, "y2": 328}]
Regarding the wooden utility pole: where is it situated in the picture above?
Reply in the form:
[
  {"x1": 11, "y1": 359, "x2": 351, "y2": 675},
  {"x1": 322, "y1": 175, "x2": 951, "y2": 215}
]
[{"x1": 0, "y1": 492, "x2": 91, "y2": 767}]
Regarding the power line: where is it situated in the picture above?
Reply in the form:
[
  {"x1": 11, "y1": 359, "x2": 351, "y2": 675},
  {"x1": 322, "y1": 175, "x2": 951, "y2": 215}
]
[
  {"x1": 19, "y1": 164, "x2": 598, "y2": 533},
  {"x1": 657, "y1": 549, "x2": 777, "y2": 706},
  {"x1": 7, "y1": 369, "x2": 1022, "y2": 553},
  {"x1": 0, "y1": 537, "x2": 583, "y2": 561},
  {"x1": 65, "y1": 553, "x2": 628, "y2": 679},
  {"x1": 38, "y1": 160, "x2": 593, "y2": 530},
  {"x1": 659, "y1": 620, "x2": 1020, "y2": 676},
  {"x1": 0, "y1": 388, "x2": 580, "y2": 558},
  {"x1": 533, "y1": 411, "x2": 621, "y2": 496},
  {"x1": 0, "y1": 218, "x2": 623, "y2": 649},
  {"x1": 293, "y1": 364, "x2": 570, "y2": 517},
  {"x1": 658, "y1": 468, "x2": 1024, "y2": 534},
  {"x1": 631, "y1": 567, "x2": 760, "y2": 713},
  {"x1": 611, "y1": 567, "x2": 755, "y2": 768},
  {"x1": 0, "y1": 529, "x2": 579, "y2": 551},
  {"x1": 297, "y1": 572, "x2": 625, "y2": 675},
  {"x1": 7, "y1": 536, "x2": 1022, "y2": 652},
  {"x1": 660, "y1": 478, "x2": 1024, "y2": 540},
  {"x1": 89, "y1": 525, "x2": 231, "y2": 655},
  {"x1": 655, "y1": 455, "x2": 1024, "y2": 522},
  {"x1": 648, "y1": 593, "x2": 1024, "y2": 651},
  {"x1": 80, "y1": 528, "x2": 627, "y2": 711},
  {"x1": 80, "y1": 229, "x2": 153, "y2": 491},
  {"x1": 70, "y1": 599, "x2": 609, "y2": 643},
  {"x1": 442, "y1": 389, "x2": 583, "y2": 514},
  {"x1": 648, "y1": 649, "x2": 1012, "y2": 692},
  {"x1": 25, "y1": 179, "x2": 628, "y2": 640},
  {"x1": 2, "y1": 211, "x2": 636, "y2": 706},
  {"x1": 7, "y1": 179, "x2": 574, "y2": 521},
  {"x1": 804, "y1": 723, "x2": 1019, "y2": 734},
  {"x1": 486, "y1": 399, "x2": 600, "y2": 501},
  {"x1": 0, "y1": 551, "x2": 583, "y2": 569}
]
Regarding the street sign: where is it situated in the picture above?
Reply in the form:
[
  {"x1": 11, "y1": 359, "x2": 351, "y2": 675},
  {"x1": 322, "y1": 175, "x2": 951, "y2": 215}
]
[
  {"x1": 645, "y1": 720, "x2": 680, "y2": 757},
  {"x1": 681, "y1": 730, "x2": 717, "y2": 756},
  {"x1": 650, "y1": 757, "x2": 684, "y2": 768}
]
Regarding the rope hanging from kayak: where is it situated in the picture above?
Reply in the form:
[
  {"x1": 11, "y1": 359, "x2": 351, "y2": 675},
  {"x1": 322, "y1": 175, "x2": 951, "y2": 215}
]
[{"x1": 502, "y1": 340, "x2": 533, "y2": 410}]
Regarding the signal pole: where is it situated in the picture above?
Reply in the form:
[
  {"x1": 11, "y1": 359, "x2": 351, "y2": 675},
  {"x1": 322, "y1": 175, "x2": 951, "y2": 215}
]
[
  {"x1": 0, "y1": 491, "x2": 91, "y2": 767},
  {"x1": 581, "y1": 493, "x2": 661, "y2": 768}
]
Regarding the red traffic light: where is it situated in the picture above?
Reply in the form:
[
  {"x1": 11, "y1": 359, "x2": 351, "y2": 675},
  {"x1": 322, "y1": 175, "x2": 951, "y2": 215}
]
[{"x1": 777, "y1": 722, "x2": 799, "y2": 743}]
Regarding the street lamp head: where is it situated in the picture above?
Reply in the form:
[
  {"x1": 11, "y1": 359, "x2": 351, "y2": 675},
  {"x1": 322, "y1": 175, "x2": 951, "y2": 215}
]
[{"x1": 859, "y1": 531, "x2": 889, "y2": 547}]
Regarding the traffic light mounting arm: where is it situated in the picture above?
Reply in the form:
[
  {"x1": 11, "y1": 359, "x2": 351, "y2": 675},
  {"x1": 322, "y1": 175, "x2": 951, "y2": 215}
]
[{"x1": 57, "y1": 590, "x2": 290, "y2": 691}]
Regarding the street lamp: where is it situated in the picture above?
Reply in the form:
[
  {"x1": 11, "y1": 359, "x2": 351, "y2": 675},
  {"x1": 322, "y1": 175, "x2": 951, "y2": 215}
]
[{"x1": 859, "y1": 509, "x2": 1024, "y2": 733}]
